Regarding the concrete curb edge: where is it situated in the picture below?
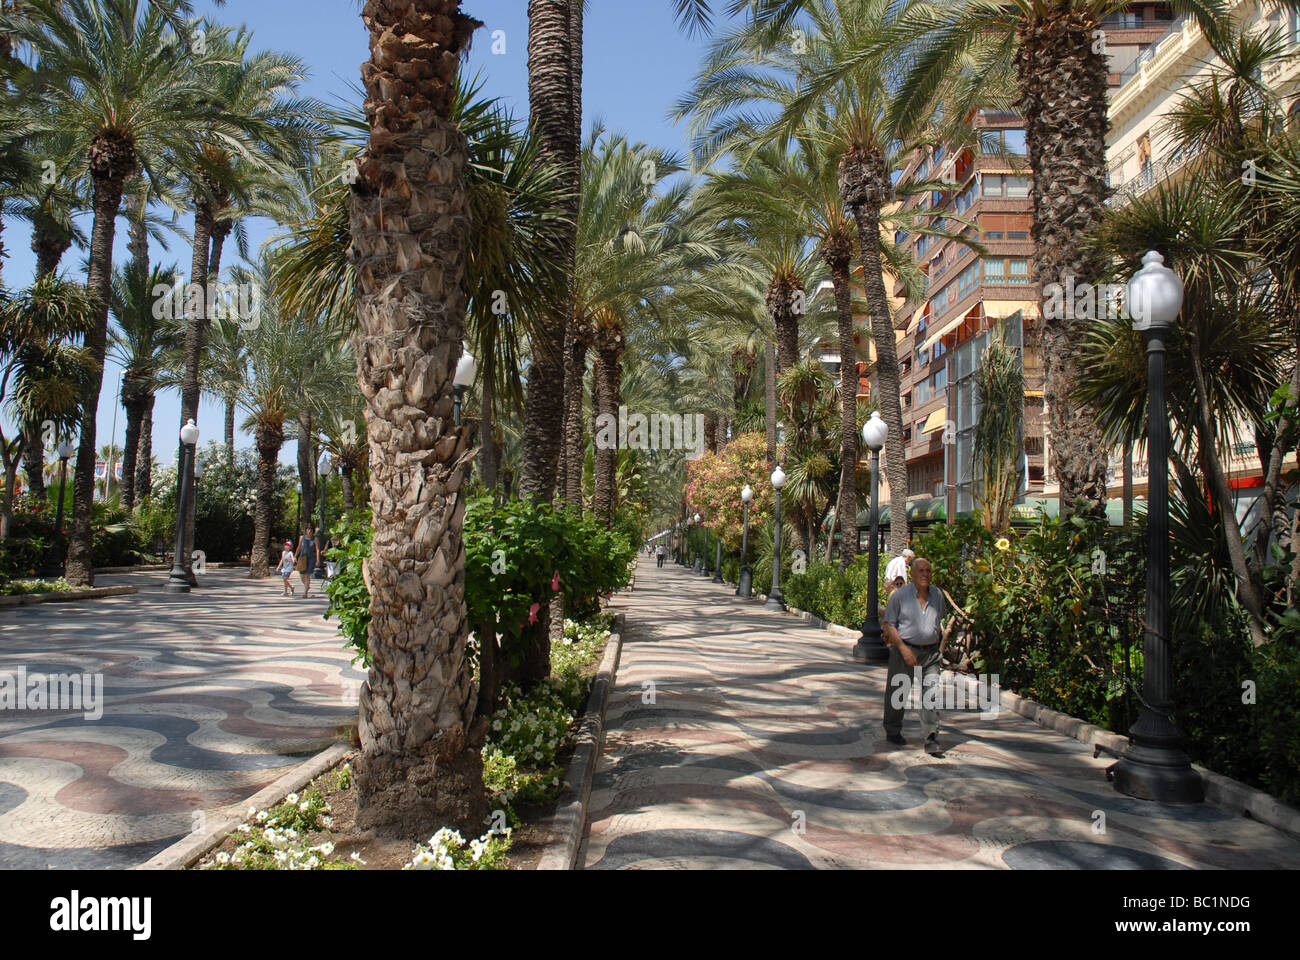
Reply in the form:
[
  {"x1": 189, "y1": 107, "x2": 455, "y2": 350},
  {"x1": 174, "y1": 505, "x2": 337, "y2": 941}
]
[
  {"x1": 136, "y1": 740, "x2": 354, "y2": 870},
  {"x1": 535, "y1": 610, "x2": 626, "y2": 871},
  {"x1": 0, "y1": 585, "x2": 137, "y2": 608}
]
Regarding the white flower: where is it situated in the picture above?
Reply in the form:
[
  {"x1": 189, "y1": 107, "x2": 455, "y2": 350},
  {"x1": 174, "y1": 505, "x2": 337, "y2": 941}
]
[
  {"x1": 286, "y1": 793, "x2": 299, "y2": 804},
  {"x1": 408, "y1": 850, "x2": 436, "y2": 870},
  {"x1": 349, "y1": 852, "x2": 366, "y2": 864},
  {"x1": 299, "y1": 801, "x2": 310, "y2": 812},
  {"x1": 215, "y1": 851, "x2": 230, "y2": 865},
  {"x1": 255, "y1": 810, "x2": 268, "y2": 823}
]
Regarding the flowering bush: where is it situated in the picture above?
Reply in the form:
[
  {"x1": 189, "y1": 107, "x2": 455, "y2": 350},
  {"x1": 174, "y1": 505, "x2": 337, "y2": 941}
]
[
  {"x1": 197, "y1": 788, "x2": 361, "y2": 871},
  {"x1": 403, "y1": 827, "x2": 511, "y2": 870},
  {"x1": 683, "y1": 432, "x2": 777, "y2": 553}
]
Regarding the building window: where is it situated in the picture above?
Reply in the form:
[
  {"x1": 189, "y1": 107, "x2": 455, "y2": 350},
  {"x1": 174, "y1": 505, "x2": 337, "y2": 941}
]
[
  {"x1": 933, "y1": 367, "x2": 948, "y2": 392},
  {"x1": 984, "y1": 229, "x2": 1004, "y2": 240},
  {"x1": 1008, "y1": 259, "x2": 1030, "y2": 283},
  {"x1": 983, "y1": 174, "x2": 1030, "y2": 197},
  {"x1": 916, "y1": 380, "x2": 930, "y2": 404},
  {"x1": 932, "y1": 340, "x2": 947, "y2": 360},
  {"x1": 1008, "y1": 230, "x2": 1029, "y2": 239},
  {"x1": 983, "y1": 258, "x2": 1005, "y2": 281}
]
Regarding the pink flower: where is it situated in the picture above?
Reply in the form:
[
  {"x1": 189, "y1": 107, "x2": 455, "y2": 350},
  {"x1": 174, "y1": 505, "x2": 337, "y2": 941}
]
[
  {"x1": 528, "y1": 603, "x2": 540, "y2": 625},
  {"x1": 551, "y1": 571, "x2": 561, "y2": 592}
]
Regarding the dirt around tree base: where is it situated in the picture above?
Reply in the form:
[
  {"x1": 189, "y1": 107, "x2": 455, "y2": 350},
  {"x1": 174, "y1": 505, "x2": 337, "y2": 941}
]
[{"x1": 353, "y1": 734, "x2": 490, "y2": 839}]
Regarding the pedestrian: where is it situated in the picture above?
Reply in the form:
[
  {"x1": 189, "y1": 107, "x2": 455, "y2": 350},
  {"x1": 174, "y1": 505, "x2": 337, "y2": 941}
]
[
  {"x1": 296, "y1": 523, "x2": 318, "y2": 598},
  {"x1": 277, "y1": 540, "x2": 296, "y2": 596},
  {"x1": 656, "y1": 542, "x2": 667, "y2": 568},
  {"x1": 884, "y1": 548, "x2": 914, "y2": 593},
  {"x1": 881, "y1": 556, "x2": 947, "y2": 755}
]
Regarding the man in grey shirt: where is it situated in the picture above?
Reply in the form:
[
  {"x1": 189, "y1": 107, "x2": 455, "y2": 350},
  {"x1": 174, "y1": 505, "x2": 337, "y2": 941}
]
[{"x1": 881, "y1": 557, "x2": 947, "y2": 754}]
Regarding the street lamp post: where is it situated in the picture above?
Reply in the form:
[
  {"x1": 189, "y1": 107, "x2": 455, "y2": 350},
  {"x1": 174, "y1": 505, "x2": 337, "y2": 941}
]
[
  {"x1": 692, "y1": 513, "x2": 703, "y2": 573},
  {"x1": 853, "y1": 412, "x2": 890, "y2": 662},
  {"x1": 296, "y1": 482, "x2": 302, "y2": 531},
  {"x1": 454, "y1": 349, "x2": 477, "y2": 428},
  {"x1": 712, "y1": 525, "x2": 723, "y2": 584},
  {"x1": 1111, "y1": 250, "x2": 1203, "y2": 803},
  {"x1": 318, "y1": 453, "x2": 332, "y2": 545},
  {"x1": 165, "y1": 420, "x2": 200, "y2": 594},
  {"x1": 737, "y1": 484, "x2": 753, "y2": 598},
  {"x1": 43, "y1": 438, "x2": 75, "y2": 578},
  {"x1": 765, "y1": 465, "x2": 787, "y2": 612}
]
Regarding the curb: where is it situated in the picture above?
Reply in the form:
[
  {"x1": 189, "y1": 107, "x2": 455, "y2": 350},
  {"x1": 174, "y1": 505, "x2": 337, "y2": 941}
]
[
  {"x1": 0, "y1": 585, "x2": 137, "y2": 608},
  {"x1": 535, "y1": 611, "x2": 626, "y2": 871},
  {"x1": 136, "y1": 740, "x2": 354, "y2": 870}
]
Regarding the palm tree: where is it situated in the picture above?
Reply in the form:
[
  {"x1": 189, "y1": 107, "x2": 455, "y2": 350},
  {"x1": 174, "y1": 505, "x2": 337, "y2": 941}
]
[
  {"x1": 108, "y1": 261, "x2": 182, "y2": 509},
  {"x1": 0, "y1": 274, "x2": 96, "y2": 536},
  {"x1": 344, "y1": 0, "x2": 485, "y2": 836},
  {"x1": 0, "y1": 0, "x2": 230, "y2": 585},
  {"x1": 201, "y1": 312, "x2": 247, "y2": 468}
]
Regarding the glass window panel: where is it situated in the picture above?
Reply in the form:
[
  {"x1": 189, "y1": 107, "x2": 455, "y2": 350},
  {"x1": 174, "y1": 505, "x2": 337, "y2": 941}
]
[
  {"x1": 1004, "y1": 129, "x2": 1027, "y2": 154},
  {"x1": 1007, "y1": 176, "x2": 1030, "y2": 197}
]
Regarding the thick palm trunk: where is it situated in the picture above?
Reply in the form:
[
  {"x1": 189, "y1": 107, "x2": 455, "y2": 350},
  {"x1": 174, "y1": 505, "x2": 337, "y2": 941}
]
[
  {"x1": 841, "y1": 148, "x2": 909, "y2": 556},
  {"x1": 341, "y1": 464, "x2": 355, "y2": 513},
  {"x1": 250, "y1": 427, "x2": 283, "y2": 579},
  {"x1": 562, "y1": 320, "x2": 590, "y2": 511},
  {"x1": 21, "y1": 425, "x2": 44, "y2": 504},
  {"x1": 32, "y1": 211, "x2": 73, "y2": 281},
  {"x1": 136, "y1": 392, "x2": 155, "y2": 501},
  {"x1": 179, "y1": 203, "x2": 214, "y2": 582},
  {"x1": 768, "y1": 276, "x2": 799, "y2": 374},
  {"x1": 829, "y1": 255, "x2": 859, "y2": 569},
  {"x1": 66, "y1": 154, "x2": 131, "y2": 587},
  {"x1": 210, "y1": 220, "x2": 231, "y2": 278},
  {"x1": 348, "y1": 0, "x2": 485, "y2": 838},
  {"x1": 224, "y1": 397, "x2": 236, "y2": 466},
  {"x1": 1015, "y1": 12, "x2": 1110, "y2": 514},
  {"x1": 120, "y1": 378, "x2": 146, "y2": 511},
  {"x1": 478, "y1": 380, "x2": 500, "y2": 492},
  {"x1": 297, "y1": 413, "x2": 315, "y2": 527},
  {"x1": 520, "y1": 0, "x2": 580, "y2": 504}
]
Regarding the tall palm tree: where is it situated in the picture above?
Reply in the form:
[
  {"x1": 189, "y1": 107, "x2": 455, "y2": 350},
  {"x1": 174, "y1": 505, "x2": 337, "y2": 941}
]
[
  {"x1": 345, "y1": 0, "x2": 485, "y2": 836},
  {"x1": 0, "y1": 0, "x2": 230, "y2": 585},
  {"x1": 108, "y1": 261, "x2": 182, "y2": 509}
]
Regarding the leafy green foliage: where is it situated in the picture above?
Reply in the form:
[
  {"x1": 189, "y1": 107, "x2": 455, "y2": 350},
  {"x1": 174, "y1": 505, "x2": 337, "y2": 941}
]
[{"x1": 322, "y1": 515, "x2": 373, "y2": 666}]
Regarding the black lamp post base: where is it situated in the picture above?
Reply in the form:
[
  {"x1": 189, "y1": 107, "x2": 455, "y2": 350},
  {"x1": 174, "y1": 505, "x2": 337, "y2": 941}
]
[
  {"x1": 1111, "y1": 741, "x2": 1204, "y2": 803},
  {"x1": 737, "y1": 567, "x2": 752, "y2": 598},
  {"x1": 712, "y1": 570, "x2": 723, "y2": 584},
  {"x1": 853, "y1": 621, "x2": 890, "y2": 662},
  {"x1": 693, "y1": 558, "x2": 702, "y2": 574},
  {"x1": 164, "y1": 578, "x2": 191, "y2": 594},
  {"x1": 764, "y1": 592, "x2": 785, "y2": 612}
]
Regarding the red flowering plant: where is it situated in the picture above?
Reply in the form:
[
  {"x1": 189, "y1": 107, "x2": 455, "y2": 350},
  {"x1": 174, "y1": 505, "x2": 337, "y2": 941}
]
[{"x1": 683, "y1": 432, "x2": 780, "y2": 552}]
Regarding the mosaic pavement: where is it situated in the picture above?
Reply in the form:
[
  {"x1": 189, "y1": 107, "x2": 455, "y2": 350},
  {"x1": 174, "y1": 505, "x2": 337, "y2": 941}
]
[
  {"x1": 581, "y1": 558, "x2": 1300, "y2": 870},
  {"x1": 0, "y1": 568, "x2": 363, "y2": 869}
]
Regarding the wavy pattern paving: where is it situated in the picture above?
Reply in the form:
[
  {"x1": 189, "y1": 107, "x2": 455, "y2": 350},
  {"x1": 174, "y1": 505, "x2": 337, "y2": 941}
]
[
  {"x1": 0, "y1": 569, "x2": 363, "y2": 869},
  {"x1": 581, "y1": 560, "x2": 1300, "y2": 870}
]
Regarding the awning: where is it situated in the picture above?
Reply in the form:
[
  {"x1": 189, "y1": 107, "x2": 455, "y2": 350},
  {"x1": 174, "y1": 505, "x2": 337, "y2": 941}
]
[
  {"x1": 920, "y1": 312, "x2": 964, "y2": 352},
  {"x1": 921, "y1": 409, "x2": 947, "y2": 435}
]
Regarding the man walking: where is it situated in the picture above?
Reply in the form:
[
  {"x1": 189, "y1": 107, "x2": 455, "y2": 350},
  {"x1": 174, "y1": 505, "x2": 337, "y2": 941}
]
[
  {"x1": 882, "y1": 556, "x2": 947, "y2": 755},
  {"x1": 655, "y1": 542, "x2": 667, "y2": 568},
  {"x1": 884, "y1": 548, "x2": 914, "y2": 592}
]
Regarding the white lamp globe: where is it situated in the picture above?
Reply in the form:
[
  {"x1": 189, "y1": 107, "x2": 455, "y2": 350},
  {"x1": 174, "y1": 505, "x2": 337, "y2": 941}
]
[
  {"x1": 694, "y1": 512, "x2": 701, "y2": 523},
  {"x1": 57, "y1": 438, "x2": 75, "y2": 460},
  {"x1": 741, "y1": 484, "x2": 753, "y2": 503},
  {"x1": 318, "y1": 453, "x2": 333, "y2": 476},
  {"x1": 1126, "y1": 250, "x2": 1184, "y2": 332},
  {"x1": 862, "y1": 411, "x2": 888, "y2": 451},
  {"x1": 454, "y1": 350, "x2": 478, "y2": 388},
  {"x1": 180, "y1": 419, "x2": 200, "y2": 446},
  {"x1": 771, "y1": 465, "x2": 786, "y2": 490}
]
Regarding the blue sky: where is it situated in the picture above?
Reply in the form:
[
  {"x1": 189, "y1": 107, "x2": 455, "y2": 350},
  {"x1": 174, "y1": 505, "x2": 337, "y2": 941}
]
[{"x1": 3, "y1": 0, "x2": 719, "y2": 468}]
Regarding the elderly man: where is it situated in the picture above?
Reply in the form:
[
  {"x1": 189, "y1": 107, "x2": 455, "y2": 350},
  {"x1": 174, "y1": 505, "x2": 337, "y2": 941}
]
[
  {"x1": 881, "y1": 556, "x2": 947, "y2": 755},
  {"x1": 884, "y1": 548, "x2": 914, "y2": 592}
]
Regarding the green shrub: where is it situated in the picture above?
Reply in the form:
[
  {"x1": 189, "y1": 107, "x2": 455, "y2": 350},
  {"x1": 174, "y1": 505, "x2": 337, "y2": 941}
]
[{"x1": 322, "y1": 516, "x2": 373, "y2": 665}]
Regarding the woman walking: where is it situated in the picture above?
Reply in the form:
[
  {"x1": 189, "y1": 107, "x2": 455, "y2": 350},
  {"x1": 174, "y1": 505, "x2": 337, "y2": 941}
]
[
  {"x1": 277, "y1": 540, "x2": 297, "y2": 596},
  {"x1": 296, "y1": 523, "x2": 318, "y2": 598}
]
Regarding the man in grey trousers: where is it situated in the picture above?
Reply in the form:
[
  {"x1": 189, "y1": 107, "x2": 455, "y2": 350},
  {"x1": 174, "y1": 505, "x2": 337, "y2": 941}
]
[{"x1": 882, "y1": 557, "x2": 947, "y2": 755}]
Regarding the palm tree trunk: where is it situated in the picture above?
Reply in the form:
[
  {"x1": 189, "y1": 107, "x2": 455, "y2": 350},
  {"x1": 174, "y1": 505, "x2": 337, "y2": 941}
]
[
  {"x1": 1256, "y1": 357, "x2": 1300, "y2": 569},
  {"x1": 592, "y1": 335, "x2": 621, "y2": 524},
  {"x1": 21, "y1": 425, "x2": 44, "y2": 504},
  {"x1": 1015, "y1": 15, "x2": 1111, "y2": 515},
  {"x1": 136, "y1": 392, "x2": 155, "y2": 501},
  {"x1": 841, "y1": 148, "x2": 909, "y2": 556},
  {"x1": 347, "y1": 0, "x2": 485, "y2": 838},
  {"x1": 224, "y1": 397, "x2": 236, "y2": 466},
  {"x1": 520, "y1": 0, "x2": 580, "y2": 504},
  {"x1": 341, "y1": 463, "x2": 355, "y2": 513},
  {"x1": 250, "y1": 427, "x2": 283, "y2": 578},
  {"x1": 1122, "y1": 440, "x2": 1133, "y2": 526},
  {"x1": 120, "y1": 384, "x2": 144, "y2": 512},
  {"x1": 479, "y1": 379, "x2": 500, "y2": 492},
  {"x1": 768, "y1": 276, "x2": 799, "y2": 374},
  {"x1": 209, "y1": 220, "x2": 232, "y2": 278},
  {"x1": 31, "y1": 212, "x2": 73, "y2": 280},
  {"x1": 562, "y1": 322, "x2": 588, "y2": 511},
  {"x1": 830, "y1": 255, "x2": 858, "y2": 569},
  {"x1": 65, "y1": 159, "x2": 130, "y2": 587},
  {"x1": 179, "y1": 203, "x2": 214, "y2": 583},
  {"x1": 297, "y1": 413, "x2": 315, "y2": 529},
  {"x1": 765, "y1": 343, "x2": 778, "y2": 464}
]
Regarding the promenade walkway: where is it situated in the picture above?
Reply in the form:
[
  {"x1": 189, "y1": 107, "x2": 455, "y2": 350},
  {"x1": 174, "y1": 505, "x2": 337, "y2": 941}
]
[
  {"x1": 0, "y1": 569, "x2": 362, "y2": 869},
  {"x1": 581, "y1": 557, "x2": 1300, "y2": 869}
]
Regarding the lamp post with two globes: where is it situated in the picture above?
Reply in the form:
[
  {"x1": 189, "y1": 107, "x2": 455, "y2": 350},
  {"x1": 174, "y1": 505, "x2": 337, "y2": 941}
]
[
  {"x1": 692, "y1": 513, "x2": 703, "y2": 573},
  {"x1": 43, "y1": 438, "x2": 76, "y2": 578},
  {"x1": 765, "y1": 465, "x2": 787, "y2": 611},
  {"x1": 737, "y1": 484, "x2": 754, "y2": 598},
  {"x1": 1111, "y1": 250, "x2": 1203, "y2": 804},
  {"x1": 854, "y1": 412, "x2": 890, "y2": 662}
]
